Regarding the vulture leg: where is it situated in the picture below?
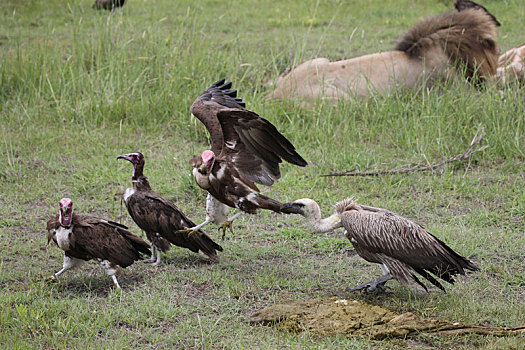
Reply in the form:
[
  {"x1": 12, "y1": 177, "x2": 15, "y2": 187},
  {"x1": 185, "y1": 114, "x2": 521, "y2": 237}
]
[
  {"x1": 150, "y1": 248, "x2": 162, "y2": 267},
  {"x1": 52, "y1": 256, "x2": 84, "y2": 279},
  {"x1": 99, "y1": 260, "x2": 121, "y2": 289},
  {"x1": 347, "y1": 273, "x2": 393, "y2": 294},
  {"x1": 220, "y1": 211, "x2": 244, "y2": 239},
  {"x1": 143, "y1": 244, "x2": 158, "y2": 263},
  {"x1": 177, "y1": 219, "x2": 210, "y2": 236}
]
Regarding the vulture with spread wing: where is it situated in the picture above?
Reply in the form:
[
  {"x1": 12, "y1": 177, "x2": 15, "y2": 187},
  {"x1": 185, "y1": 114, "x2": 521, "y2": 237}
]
[
  {"x1": 117, "y1": 152, "x2": 223, "y2": 265},
  {"x1": 186, "y1": 79, "x2": 307, "y2": 236},
  {"x1": 290, "y1": 198, "x2": 479, "y2": 293},
  {"x1": 46, "y1": 198, "x2": 151, "y2": 289}
]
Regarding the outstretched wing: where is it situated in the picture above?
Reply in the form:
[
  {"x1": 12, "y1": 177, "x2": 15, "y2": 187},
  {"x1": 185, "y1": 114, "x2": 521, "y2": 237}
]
[
  {"x1": 191, "y1": 79, "x2": 246, "y2": 155},
  {"x1": 191, "y1": 79, "x2": 307, "y2": 186}
]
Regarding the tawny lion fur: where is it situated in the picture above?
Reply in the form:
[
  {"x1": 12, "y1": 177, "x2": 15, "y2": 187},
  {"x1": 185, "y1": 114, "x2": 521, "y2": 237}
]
[{"x1": 267, "y1": 9, "x2": 499, "y2": 105}]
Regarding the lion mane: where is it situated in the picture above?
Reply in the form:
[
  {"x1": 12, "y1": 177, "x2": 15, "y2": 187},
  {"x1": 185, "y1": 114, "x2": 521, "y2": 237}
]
[{"x1": 267, "y1": 9, "x2": 499, "y2": 105}]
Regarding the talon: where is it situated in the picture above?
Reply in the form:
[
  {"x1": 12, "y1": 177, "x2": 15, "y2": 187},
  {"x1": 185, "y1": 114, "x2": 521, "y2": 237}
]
[
  {"x1": 177, "y1": 227, "x2": 202, "y2": 237},
  {"x1": 219, "y1": 221, "x2": 234, "y2": 239}
]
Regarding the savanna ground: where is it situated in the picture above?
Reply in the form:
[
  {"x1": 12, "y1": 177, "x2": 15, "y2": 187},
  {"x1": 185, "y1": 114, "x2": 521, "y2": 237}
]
[{"x1": 1, "y1": 0, "x2": 524, "y2": 348}]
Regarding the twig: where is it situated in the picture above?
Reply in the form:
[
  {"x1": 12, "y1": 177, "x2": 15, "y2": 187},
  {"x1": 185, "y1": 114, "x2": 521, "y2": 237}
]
[{"x1": 322, "y1": 127, "x2": 488, "y2": 177}]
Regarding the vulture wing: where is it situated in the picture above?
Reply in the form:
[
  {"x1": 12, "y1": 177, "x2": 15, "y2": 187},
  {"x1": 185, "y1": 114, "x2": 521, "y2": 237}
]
[
  {"x1": 126, "y1": 191, "x2": 223, "y2": 257},
  {"x1": 341, "y1": 208, "x2": 478, "y2": 288},
  {"x1": 191, "y1": 79, "x2": 246, "y2": 155},
  {"x1": 70, "y1": 215, "x2": 151, "y2": 268},
  {"x1": 191, "y1": 79, "x2": 307, "y2": 186}
]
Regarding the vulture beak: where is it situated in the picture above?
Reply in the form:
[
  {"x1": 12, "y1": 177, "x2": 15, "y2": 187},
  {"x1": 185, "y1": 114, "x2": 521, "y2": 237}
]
[
  {"x1": 117, "y1": 154, "x2": 133, "y2": 162},
  {"x1": 59, "y1": 198, "x2": 74, "y2": 227},
  {"x1": 117, "y1": 153, "x2": 138, "y2": 177}
]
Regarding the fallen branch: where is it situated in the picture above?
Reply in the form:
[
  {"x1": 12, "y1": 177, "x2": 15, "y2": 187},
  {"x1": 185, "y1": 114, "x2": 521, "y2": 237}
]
[{"x1": 322, "y1": 127, "x2": 488, "y2": 177}]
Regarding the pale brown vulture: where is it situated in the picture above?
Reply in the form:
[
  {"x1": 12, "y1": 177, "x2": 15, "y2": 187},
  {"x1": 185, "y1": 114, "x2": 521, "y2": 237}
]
[
  {"x1": 185, "y1": 79, "x2": 307, "y2": 236},
  {"x1": 289, "y1": 198, "x2": 479, "y2": 293},
  {"x1": 46, "y1": 198, "x2": 151, "y2": 289},
  {"x1": 117, "y1": 152, "x2": 223, "y2": 265}
]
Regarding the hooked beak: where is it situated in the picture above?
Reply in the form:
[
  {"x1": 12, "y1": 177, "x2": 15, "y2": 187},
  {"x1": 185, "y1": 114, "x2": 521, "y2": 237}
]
[{"x1": 117, "y1": 154, "x2": 133, "y2": 162}]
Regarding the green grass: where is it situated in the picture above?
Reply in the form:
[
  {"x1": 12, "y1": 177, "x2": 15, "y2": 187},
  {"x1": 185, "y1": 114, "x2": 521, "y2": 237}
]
[{"x1": 1, "y1": 0, "x2": 524, "y2": 348}]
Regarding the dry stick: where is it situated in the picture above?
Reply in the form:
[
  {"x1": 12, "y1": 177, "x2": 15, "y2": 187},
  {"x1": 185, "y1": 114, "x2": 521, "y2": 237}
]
[{"x1": 322, "y1": 127, "x2": 488, "y2": 177}]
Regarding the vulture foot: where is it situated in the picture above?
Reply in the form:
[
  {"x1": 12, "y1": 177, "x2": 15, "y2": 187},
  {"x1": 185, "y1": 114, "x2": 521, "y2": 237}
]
[
  {"x1": 219, "y1": 220, "x2": 234, "y2": 239},
  {"x1": 347, "y1": 274, "x2": 393, "y2": 294},
  {"x1": 177, "y1": 227, "x2": 204, "y2": 237}
]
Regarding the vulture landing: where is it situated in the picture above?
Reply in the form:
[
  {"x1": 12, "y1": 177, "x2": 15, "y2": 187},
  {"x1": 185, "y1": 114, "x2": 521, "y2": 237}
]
[
  {"x1": 117, "y1": 152, "x2": 223, "y2": 265},
  {"x1": 185, "y1": 79, "x2": 307, "y2": 237},
  {"x1": 289, "y1": 198, "x2": 479, "y2": 293},
  {"x1": 46, "y1": 198, "x2": 151, "y2": 289}
]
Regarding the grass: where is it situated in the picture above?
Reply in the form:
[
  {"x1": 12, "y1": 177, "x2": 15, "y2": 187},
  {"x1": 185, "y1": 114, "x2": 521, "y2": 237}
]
[{"x1": 1, "y1": 0, "x2": 524, "y2": 348}]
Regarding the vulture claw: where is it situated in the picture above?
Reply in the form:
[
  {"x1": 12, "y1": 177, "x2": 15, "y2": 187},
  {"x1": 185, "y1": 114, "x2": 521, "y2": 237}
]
[
  {"x1": 177, "y1": 227, "x2": 203, "y2": 237},
  {"x1": 219, "y1": 220, "x2": 234, "y2": 240},
  {"x1": 347, "y1": 274, "x2": 393, "y2": 294}
]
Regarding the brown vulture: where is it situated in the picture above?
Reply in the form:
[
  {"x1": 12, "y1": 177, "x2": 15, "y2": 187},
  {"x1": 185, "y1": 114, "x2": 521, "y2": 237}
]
[
  {"x1": 454, "y1": 0, "x2": 500, "y2": 26},
  {"x1": 185, "y1": 79, "x2": 307, "y2": 236},
  {"x1": 117, "y1": 152, "x2": 223, "y2": 265},
  {"x1": 93, "y1": 0, "x2": 126, "y2": 10},
  {"x1": 288, "y1": 198, "x2": 479, "y2": 293},
  {"x1": 46, "y1": 198, "x2": 151, "y2": 289}
]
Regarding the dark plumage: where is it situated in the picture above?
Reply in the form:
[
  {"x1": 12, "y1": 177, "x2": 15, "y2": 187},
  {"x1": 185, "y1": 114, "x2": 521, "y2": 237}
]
[
  {"x1": 117, "y1": 152, "x2": 223, "y2": 265},
  {"x1": 293, "y1": 198, "x2": 479, "y2": 293},
  {"x1": 47, "y1": 198, "x2": 151, "y2": 289},
  {"x1": 93, "y1": 0, "x2": 126, "y2": 10},
  {"x1": 396, "y1": 9, "x2": 499, "y2": 81},
  {"x1": 186, "y1": 79, "x2": 307, "y2": 234},
  {"x1": 454, "y1": 0, "x2": 500, "y2": 26}
]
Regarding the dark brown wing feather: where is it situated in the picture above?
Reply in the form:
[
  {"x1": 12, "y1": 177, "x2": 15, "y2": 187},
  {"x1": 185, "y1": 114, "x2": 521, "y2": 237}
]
[
  {"x1": 191, "y1": 79, "x2": 307, "y2": 186},
  {"x1": 125, "y1": 190, "x2": 223, "y2": 258},
  {"x1": 341, "y1": 208, "x2": 478, "y2": 287},
  {"x1": 191, "y1": 79, "x2": 246, "y2": 155},
  {"x1": 61, "y1": 214, "x2": 151, "y2": 268}
]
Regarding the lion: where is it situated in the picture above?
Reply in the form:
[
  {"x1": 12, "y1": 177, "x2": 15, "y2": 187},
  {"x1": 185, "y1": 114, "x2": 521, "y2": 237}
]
[{"x1": 267, "y1": 9, "x2": 499, "y2": 106}]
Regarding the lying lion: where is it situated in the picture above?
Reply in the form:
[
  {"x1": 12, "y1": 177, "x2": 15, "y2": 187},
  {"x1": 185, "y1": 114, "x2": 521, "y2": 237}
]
[{"x1": 267, "y1": 9, "x2": 499, "y2": 105}]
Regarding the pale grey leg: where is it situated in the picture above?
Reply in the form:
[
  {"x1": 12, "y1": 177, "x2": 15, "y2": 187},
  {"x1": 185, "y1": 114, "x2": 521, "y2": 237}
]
[{"x1": 52, "y1": 255, "x2": 84, "y2": 279}]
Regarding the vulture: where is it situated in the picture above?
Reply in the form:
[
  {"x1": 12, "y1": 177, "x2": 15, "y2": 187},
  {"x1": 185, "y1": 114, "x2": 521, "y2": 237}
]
[
  {"x1": 93, "y1": 0, "x2": 126, "y2": 10},
  {"x1": 117, "y1": 152, "x2": 223, "y2": 265},
  {"x1": 289, "y1": 198, "x2": 479, "y2": 293},
  {"x1": 185, "y1": 79, "x2": 307, "y2": 236},
  {"x1": 454, "y1": 0, "x2": 500, "y2": 26},
  {"x1": 46, "y1": 198, "x2": 151, "y2": 289}
]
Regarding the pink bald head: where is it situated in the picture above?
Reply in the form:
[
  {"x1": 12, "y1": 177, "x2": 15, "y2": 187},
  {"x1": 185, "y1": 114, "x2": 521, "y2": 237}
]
[
  {"x1": 59, "y1": 198, "x2": 74, "y2": 227},
  {"x1": 201, "y1": 150, "x2": 215, "y2": 164}
]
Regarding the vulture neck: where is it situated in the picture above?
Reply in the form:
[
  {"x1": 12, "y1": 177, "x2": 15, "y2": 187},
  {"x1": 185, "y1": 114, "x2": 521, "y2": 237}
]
[
  {"x1": 132, "y1": 175, "x2": 152, "y2": 191},
  {"x1": 303, "y1": 203, "x2": 343, "y2": 233},
  {"x1": 132, "y1": 161, "x2": 145, "y2": 181}
]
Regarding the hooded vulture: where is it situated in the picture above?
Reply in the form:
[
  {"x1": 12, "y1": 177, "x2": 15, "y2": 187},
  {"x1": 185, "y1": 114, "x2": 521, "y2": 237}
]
[
  {"x1": 289, "y1": 198, "x2": 479, "y2": 293},
  {"x1": 117, "y1": 152, "x2": 223, "y2": 265},
  {"x1": 46, "y1": 198, "x2": 151, "y2": 289},
  {"x1": 185, "y1": 79, "x2": 307, "y2": 236}
]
